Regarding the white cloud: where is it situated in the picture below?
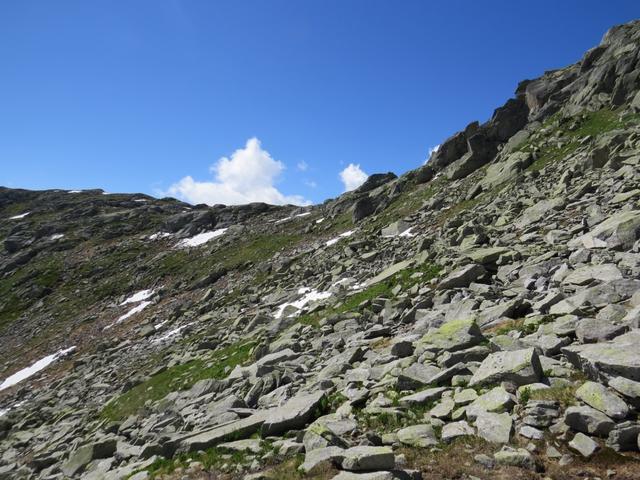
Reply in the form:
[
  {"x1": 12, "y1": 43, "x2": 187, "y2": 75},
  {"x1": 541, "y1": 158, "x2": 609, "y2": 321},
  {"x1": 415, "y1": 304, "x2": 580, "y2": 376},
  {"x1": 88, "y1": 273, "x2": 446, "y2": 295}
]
[
  {"x1": 424, "y1": 144, "x2": 440, "y2": 164},
  {"x1": 305, "y1": 180, "x2": 317, "y2": 188},
  {"x1": 297, "y1": 161, "x2": 308, "y2": 171},
  {"x1": 339, "y1": 163, "x2": 368, "y2": 192},
  {"x1": 167, "y1": 138, "x2": 311, "y2": 206}
]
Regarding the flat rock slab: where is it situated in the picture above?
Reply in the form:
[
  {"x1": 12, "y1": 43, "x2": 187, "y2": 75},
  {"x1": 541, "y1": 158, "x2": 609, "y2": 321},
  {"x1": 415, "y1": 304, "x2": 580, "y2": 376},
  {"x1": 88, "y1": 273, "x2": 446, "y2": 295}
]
[
  {"x1": 438, "y1": 264, "x2": 486, "y2": 289},
  {"x1": 564, "y1": 405, "x2": 615, "y2": 437},
  {"x1": 466, "y1": 387, "x2": 515, "y2": 421},
  {"x1": 419, "y1": 318, "x2": 484, "y2": 353},
  {"x1": 562, "y1": 330, "x2": 640, "y2": 382},
  {"x1": 475, "y1": 411, "x2": 513, "y2": 444},
  {"x1": 178, "y1": 413, "x2": 268, "y2": 453},
  {"x1": 575, "y1": 381, "x2": 629, "y2": 420},
  {"x1": 396, "y1": 424, "x2": 438, "y2": 447},
  {"x1": 218, "y1": 439, "x2": 263, "y2": 453},
  {"x1": 569, "y1": 432, "x2": 599, "y2": 458},
  {"x1": 569, "y1": 210, "x2": 640, "y2": 250},
  {"x1": 340, "y1": 446, "x2": 395, "y2": 471},
  {"x1": 261, "y1": 391, "x2": 327, "y2": 436},
  {"x1": 562, "y1": 264, "x2": 622, "y2": 286},
  {"x1": 441, "y1": 420, "x2": 474, "y2": 443},
  {"x1": 469, "y1": 348, "x2": 542, "y2": 387},
  {"x1": 550, "y1": 280, "x2": 640, "y2": 315},
  {"x1": 332, "y1": 471, "x2": 421, "y2": 480},
  {"x1": 398, "y1": 387, "x2": 447, "y2": 407},
  {"x1": 493, "y1": 446, "x2": 537, "y2": 470},
  {"x1": 299, "y1": 446, "x2": 345, "y2": 473}
]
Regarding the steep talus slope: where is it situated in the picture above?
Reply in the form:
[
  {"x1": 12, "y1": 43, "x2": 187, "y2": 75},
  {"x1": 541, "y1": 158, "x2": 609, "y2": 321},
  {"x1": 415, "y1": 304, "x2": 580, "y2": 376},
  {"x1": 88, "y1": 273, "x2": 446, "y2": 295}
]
[{"x1": 2, "y1": 19, "x2": 640, "y2": 480}]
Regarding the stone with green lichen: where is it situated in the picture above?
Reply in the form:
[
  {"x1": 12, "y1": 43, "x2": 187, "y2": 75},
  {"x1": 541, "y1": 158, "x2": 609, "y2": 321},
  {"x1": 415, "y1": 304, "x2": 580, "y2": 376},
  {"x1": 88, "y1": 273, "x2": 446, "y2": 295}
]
[
  {"x1": 569, "y1": 432, "x2": 599, "y2": 458},
  {"x1": 475, "y1": 411, "x2": 513, "y2": 444},
  {"x1": 609, "y1": 376, "x2": 640, "y2": 401},
  {"x1": 466, "y1": 386, "x2": 516, "y2": 421},
  {"x1": 575, "y1": 381, "x2": 629, "y2": 420},
  {"x1": 419, "y1": 318, "x2": 484, "y2": 353},
  {"x1": 469, "y1": 348, "x2": 543, "y2": 387},
  {"x1": 396, "y1": 424, "x2": 438, "y2": 447},
  {"x1": 562, "y1": 330, "x2": 640, "y2": 382}
]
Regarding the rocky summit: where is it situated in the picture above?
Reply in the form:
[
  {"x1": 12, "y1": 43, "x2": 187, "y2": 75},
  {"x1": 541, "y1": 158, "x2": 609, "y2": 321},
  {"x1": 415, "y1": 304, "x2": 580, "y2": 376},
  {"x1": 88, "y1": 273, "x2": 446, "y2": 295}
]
[{"x1": 3, "y1": 19, "x2": 640, "y2": 480}]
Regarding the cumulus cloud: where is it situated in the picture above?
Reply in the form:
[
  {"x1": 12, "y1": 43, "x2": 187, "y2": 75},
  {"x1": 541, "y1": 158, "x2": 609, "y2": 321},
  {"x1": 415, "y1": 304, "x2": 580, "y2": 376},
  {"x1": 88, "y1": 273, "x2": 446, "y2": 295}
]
[
  {"x1": 167, "y1": 138, "x2": 311, "y2": 206},
  {"x1": 339, "y1": 163, "x2": 368, "y2": 192},
  {"x1": 297, "y1": 161, "x2": 308, "y2": 171}
]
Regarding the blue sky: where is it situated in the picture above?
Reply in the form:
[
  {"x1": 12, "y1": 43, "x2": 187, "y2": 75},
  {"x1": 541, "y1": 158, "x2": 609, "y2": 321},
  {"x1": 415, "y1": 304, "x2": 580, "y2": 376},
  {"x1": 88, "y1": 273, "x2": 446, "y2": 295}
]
[{"x1": 1, "y1": 1, "x2": 638, "y2": 205}]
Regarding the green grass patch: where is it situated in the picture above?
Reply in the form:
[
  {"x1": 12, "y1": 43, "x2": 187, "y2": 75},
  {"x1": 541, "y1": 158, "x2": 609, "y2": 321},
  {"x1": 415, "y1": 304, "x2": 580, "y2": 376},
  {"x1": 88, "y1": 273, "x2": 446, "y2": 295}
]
[
  {"x1": 101, "y1": 340, "x2": 256, "y2": 421},
  {"x1": 296, "y1": 262, "x2": 440, "y2": 328},
  {"x1": 140, "y1": 447, "x2": 249, "y2": 479},
  {"x1": 519, "y1": 108, "x2": 640, "y2": 172}
]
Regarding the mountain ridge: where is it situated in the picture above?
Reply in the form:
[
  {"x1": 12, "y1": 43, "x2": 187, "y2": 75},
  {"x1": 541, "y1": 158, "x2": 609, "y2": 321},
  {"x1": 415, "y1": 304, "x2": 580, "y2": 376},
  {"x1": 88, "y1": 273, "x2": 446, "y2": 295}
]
[{"x1": 2, "y1": 18, "x2": 640, "y2": 480}]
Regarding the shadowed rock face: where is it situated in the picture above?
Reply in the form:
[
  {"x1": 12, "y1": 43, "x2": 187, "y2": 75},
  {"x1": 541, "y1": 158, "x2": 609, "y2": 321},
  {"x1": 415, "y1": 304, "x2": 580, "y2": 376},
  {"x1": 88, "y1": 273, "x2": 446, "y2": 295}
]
[{"x1": 3, "y1": 19, "x2": 640, "y2": 480}]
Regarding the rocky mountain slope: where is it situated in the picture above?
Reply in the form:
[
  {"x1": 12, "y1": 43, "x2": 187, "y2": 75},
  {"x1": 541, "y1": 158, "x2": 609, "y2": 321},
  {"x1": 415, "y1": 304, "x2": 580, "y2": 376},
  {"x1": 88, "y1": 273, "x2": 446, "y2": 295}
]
[{"x1": 2, "y1": 19, "x2": 640, "y2": 480}]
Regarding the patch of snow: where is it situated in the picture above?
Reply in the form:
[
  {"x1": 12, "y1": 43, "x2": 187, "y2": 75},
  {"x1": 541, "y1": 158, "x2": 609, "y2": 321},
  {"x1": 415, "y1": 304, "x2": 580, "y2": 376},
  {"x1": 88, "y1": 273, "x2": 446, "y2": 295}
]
[
  {"x1": 68, "y1": 190, "x2": 82, "y2": 194},
  {"x1": 0, "y1": 347, "x2": 76, "y2": 391},
  {"x1": 120, "y1": 289, "x2": 154, "y2": 306},
  {"x1": 383, "y1": 227, "x2": 416, "y2": 239},
  {"x1": 315, "y1": 217, "x2": 325, "y2": 224},
  {"x1": 50, "y1": 234, "x2": 65, "y2": 241},
  {"x1": 105, "y1": 301, "x2": 152, "y2": 329},
  {"x1": 133, "y1": 199, "x2": 148, "y2": 202},
  {"x1": 149, "y1": 232, "x2": 172, "y2": 241},
  {"x1": 325, "y1": 230, "x2": 355, "y2": 247},
  {"x1": 154, "y1": 319, "x2": 169, "y2": 330},
  {"x1": 274, "y1": 288, "x2": 332, "y2": 319},
  {"x1": 177, "y1": 228, "x2": 228, "y2": 248},
  {"x1": 331, "y1": 278, "x2": 367, "y2": 292},
  {"x1": 275, "y1": 212, "x2": 312, "y2": 225},
  {"x1": 9, "y1": 212, "x2": 30, "y2": 220},
  {"x1": 155, "y1": 322, "x2": 195, "y2": 342}
]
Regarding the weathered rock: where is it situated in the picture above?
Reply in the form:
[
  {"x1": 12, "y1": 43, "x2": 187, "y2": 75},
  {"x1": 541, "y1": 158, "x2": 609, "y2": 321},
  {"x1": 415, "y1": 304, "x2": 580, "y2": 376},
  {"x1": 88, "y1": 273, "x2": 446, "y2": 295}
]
[
  {"x1": 298, "y1": 446, "x2": 345, "y2": 473},
  {"x1": 575, "y1": 381, "x2": 629, "y2": 420},
  {"x1": 396, "y1": 424, "x2": 438, "y2": 447},
  {"x1": 469, "y1": 348, "x2": 543, "y2": 387},
  {"x1": 441, "y1": 421, "x2": 475, "y2": 443},
  {"x1": 340, "y1": 446, "x2": 395, "y2": 471},
  {"x1": 562, "y1": 264, "x2": 623, "y2": 285},
  {"x1": 261, "y1": 391, "x2": 327, "y2": 436},
  {"x1": 474, "y1": 412, "x2": 513, "y2": 444},
  {"x1": 606, "y1": 421, "x2": 640, "y2": 452},
  {"x1": 564, "y1": 405, "x2": 615, "y2": 437},
  {"x1": 569, "y1": 432, "x2": 599, "y2": 458},
  {"x1": 562, "y1": 330, "x2": 640, "y2": 381},
  {"x1": 570, "y1": 210, "x2": 640, "y2": 250},
  {"x1": 419, "y1": 318, "x2": 484, "y2": 353},
  {"x1": 493, "y1": 446, "x2": 537, "y2": 470},
  {"x1": 398, "y1": 388, "x2": 447, "y2": 408},
  {"x1": 438, "y1": 264, "x2": 486, "y2": 289}
]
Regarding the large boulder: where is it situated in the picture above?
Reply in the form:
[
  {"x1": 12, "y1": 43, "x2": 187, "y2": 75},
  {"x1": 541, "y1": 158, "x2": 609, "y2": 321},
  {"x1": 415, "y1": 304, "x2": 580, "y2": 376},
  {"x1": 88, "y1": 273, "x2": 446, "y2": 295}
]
[
  {"x1": 469, "y1": 348, "x2": 543, "y2": 387},
  {"x1": 562, "y1": 330, "x2": 640, "y2": 381},
  {"x1": 575, "y1": 382, "x2": 629, "y2": 420},
  {"x1": 570, "y1": 210, "x2": 640, "y2": 250},
  {"x1": 419, "y1": 318, "x2": 485, "y2": 353},
  {"x1": 438, "y1": 264, "x2": 486, "y2": 289},
  {"x1": 396, "y1": 424, "x2": 438, "y2": 447},
  {"x1": 564, "y1": 405, "x2": 615, "y2": 437},
  {"x1": 339, "y1": 446, "x2": 395, "y2": 471},
  {"x1": 261, "y1": 391, "x2": 327, "y2": 437}
]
